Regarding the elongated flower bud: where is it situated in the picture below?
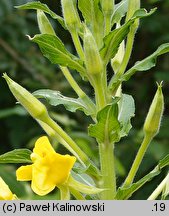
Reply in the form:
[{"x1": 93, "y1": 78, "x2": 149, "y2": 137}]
[
  {"x1": 84, "y1": 27, "x2": 103, "y2": 75},
  {"x1": 111, "y1": 24, "x2": 125, "y2": 73},
  {"x1": 61, "y1": 0, "x2": 80, "y2": 31},
  {"x1": 3, "y1": 73, "x2": 49, "y2": 121},
  {"x1": 143, "y1": 82, "x2": 164, "y2": 137},
  {"x1": 37, "y1": 10, "x2": 56, "y2": 35}
]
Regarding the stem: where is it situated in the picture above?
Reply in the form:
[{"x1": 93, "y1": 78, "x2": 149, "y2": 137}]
[
  {"x1": 147, "y1": 173, "x2": 169, "y2": 200},
  {"x1": 123, "y1": 134, "x2": 152, "y2": 187},
  {"x1": 38, "y1": 119, "x2": 80, "y2": 155},
  {"x1": 70, "y1": 29, "x2": 84, "y2": 60},
  {"x1": 92, "y1": 74, "x2": 107, "y2": 111},
  {"x1": 60, "y1": 66, "x2": 96, "y2": 117},
  {"x1": 104, "y1": 14, "x2": 112, "y2": 36},
  {"x1": 99, "y1": 142, "x2": 116, "y2": 199},
  {"x1": 91, "y1": 68, "x2": 117, "y2": 199},
  {"x1": 44, "y1": 116, "x2": 89, "y2": 166},
  {"x1": 60, "y1": 66, "x2": 85, "y2": 98}
]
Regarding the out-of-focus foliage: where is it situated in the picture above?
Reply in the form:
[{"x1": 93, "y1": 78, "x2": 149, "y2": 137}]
[{"x1": 0, "y1": 0, "x2": 168, "y2": 199}]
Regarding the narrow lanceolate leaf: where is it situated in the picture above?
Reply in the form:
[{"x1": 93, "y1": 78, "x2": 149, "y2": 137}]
[
  {"x1": 69, "y1": 175, "x2": 103, "y2": 195},
  {"x1": 15, "y1": 1, "x2": 66, "y2": 29},
  {"x1": 78, "y1": 0, "x2": 104, "y2": 47},
  {"x1": 123, "y1": 43, "x2": 169, "y2": 81},
  {"x1": 0, "y1": 149, "x2": 32, "y2": 164},
  {"x1": 78, "y1": 0, "x2": 103, "y2": 26},
  {"x1": 115, "y1": 154, "x2": 169, "y2": 200},
  {"x1": 33, "y1": 89, "x2": 94, "y2": 116},
  {"x1": 118, "y1": 94, "x2": 135, "y2": 137},
  {"x1": 100, "y1": 8, "x2": 156, "y2": 65},
  {"x1": 30, "y1": 34, "x2": 86, "y2": 77},
  {"x1": 112, "y1": 0, "x2": 129, "y2": 25},
  {"x1": 88, "y1": 100, "x2": 120, "y2": 143}
]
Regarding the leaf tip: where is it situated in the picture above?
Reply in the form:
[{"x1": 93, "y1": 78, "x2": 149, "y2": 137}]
[{"x1": 26, "y1": 35, "x2": 33, "y2": 40}]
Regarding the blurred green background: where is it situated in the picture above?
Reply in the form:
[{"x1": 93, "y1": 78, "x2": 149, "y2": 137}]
[{"x1": 0, "y1": 0, "x2": 169, "y2": 199}]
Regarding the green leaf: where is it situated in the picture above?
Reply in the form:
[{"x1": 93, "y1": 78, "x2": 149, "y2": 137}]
[
  {"x1": 0, "y1": 106, "x2": 27, "y2": 119},
  {"x1": 100, "y1": 8, "x2": 156, "y2": 65},
  {"x1": 15, "y1": 1, "x2": 66, "y2": 29},
  {"x1": 78, "y1": 0, "x2": 104, "y2": 47},
  {"x1": 33, "y1": 89, "x2": 93, "y2": 116},
  {"x1": 115, "y1": 154, "x2": 169, "y2": 200},
  {"x1": 0, "y1": 165, "x2": 27, "y2": 198},
  {"x1": 73, "y1": 162, "x2": 101, "y2": 180},
  {"x1": 69, "y1": 173, "x2": 103, "y2": 195},
  {"x1": 118, "y1": 94, "x2": 135, "y2": 137},
  {"x1": 112, "y1": 0, "x2": 129, "y2": 25},
  {"x1": 88, "y1": 99, "x2": 120, "y2": 143},
  {"x1": 0, "y1": 149, "x2": 32, "y2": 164},
  {"x1": 124, "y1": 43, "x2": 169, "y2": 81},
  {"x1": 78, "y1": 0, "x2": 103, "y2": 25},
  {"x1": 71, "y1": 170, "x2": 96, "y2": 186},
  {"x1": 78, "y1": 0, "x2": 93, "y2": 23},
  {"x1": 30, "y1": 34, "x2": 86, "y2": 77}
]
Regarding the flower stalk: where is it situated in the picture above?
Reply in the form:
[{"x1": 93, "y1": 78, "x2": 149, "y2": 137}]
[
  {"x1": 147, "y1": 173, "x2": 169, "y2": 200},
  {"x1": 123, "y1": 83, "x2": 164, "y2": 187}
]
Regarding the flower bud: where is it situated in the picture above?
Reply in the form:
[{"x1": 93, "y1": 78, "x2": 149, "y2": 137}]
[
  {"x1": 61, "y1": 0, "x2": 81, "y2": 31},
  {"x1": 84, "y1": 27, "x2": 103, "y2": 75},
  {"x1": 111, "y1": 25, "x2": 125, "y2": 73},
  {"x1": 3, "y1": 73, "x2": 49, "y2": 121},
  {"x1": 37, "y1": 10, "x2": 56, "y2": 35},
  {"x1": 143, "y1": 82, "x2": 164, "y2": 137}
]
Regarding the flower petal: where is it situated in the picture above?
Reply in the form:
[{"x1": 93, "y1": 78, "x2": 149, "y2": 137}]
[
  {"x1": 16, "y1": 165, "x2": 32, "y2": 181},
  {"x1": 15, "y1": 136, "x2": 76, "y2": 196},
  {"x1": 0, "y1": 177, "x2": 14, "y2": 200},
  {"x1": 33, "y1": 136, "x2": 55, "y2": 158},
  {"x1": 31, "y1": 153, "x2": 76, "y2": 195},
  {"x1": 31, "y1": 165, "x2": 55, "y2": 196},
  {"x1": 49, "y1": 154, "x2": 76, "y2": 185}
]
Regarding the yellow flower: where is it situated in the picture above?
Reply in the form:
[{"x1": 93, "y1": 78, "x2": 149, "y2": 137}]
[
  {"x1": 16, "y1": 136, "x2": 76, "y2": 196},
  {"x1": 0, "y1": 177, "x2": 17, "y2": 200}
]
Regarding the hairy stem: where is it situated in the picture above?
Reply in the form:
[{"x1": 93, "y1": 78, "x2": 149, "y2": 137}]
[
  {"x1": 147, "y1": 173, "x2": 169, "y2": 200},
  {"x1": 99, "y1": 142, "x2": 116, "y2": 199},
  {"x1": 91, "y1": 73, "x2": 107, "y2": 111},
  {"x1": 44, "y1": 116, "x2": 89, "y2": 166},
  {"x1": 60, "y1": 66, "x2": 96, "y2": 117},
  {"x1": 60, "y1": 66, "x2": 85, "y2": 98},
  {"x1": 123, "y1": 134, "x2": 152, "y2": 187},
  {"x1": 70, "y1": 29, "x2": 84, "y2": 60},
  {"x1": 104, "y1": 14, "x2": 112, "y2": 36}
]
